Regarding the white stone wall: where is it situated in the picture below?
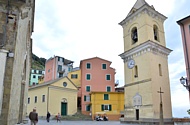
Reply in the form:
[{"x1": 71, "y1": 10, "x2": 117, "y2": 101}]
[{"x1": 0, "y1": 49, "x2": 8, "y2": 115}]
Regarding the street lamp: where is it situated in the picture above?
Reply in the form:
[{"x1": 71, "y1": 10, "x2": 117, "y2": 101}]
[{"x1": 180, "y1": 77, "x2": 190, "y2": 91}]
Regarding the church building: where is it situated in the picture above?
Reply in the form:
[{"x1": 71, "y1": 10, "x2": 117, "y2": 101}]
[{"x1": 119, "y1": 0, "x2": 173, "y2": 124}]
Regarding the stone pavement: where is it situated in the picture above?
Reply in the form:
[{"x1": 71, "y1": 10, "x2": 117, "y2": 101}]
[{"x1": 26, "y1": 120, "x2": 123, "y2": 125}]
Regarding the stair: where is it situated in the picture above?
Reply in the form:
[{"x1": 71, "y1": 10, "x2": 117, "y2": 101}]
[{"x1": 54, "y1": 111, "x2": 92, "y2": 121}]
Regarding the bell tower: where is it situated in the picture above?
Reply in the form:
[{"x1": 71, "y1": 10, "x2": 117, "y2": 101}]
[{"x1": 119, "y1": 0, "x2": 173, "y2": 124}]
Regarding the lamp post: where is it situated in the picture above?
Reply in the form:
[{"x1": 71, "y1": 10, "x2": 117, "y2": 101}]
[{"x1": 180, "y1": 77, "x2": 190, "y2": 102}]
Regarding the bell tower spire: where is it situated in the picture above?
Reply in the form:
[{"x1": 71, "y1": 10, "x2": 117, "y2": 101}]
[{"x1": 119, "y1": 0, "x2": 173, "y2": 124}]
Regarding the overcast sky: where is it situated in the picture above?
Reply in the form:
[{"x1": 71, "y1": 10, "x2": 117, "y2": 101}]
[{"x1": 32, "y1": 0, "x2": 190, "y2": 118}]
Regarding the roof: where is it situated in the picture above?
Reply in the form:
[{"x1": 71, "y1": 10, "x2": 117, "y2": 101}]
[
  {"x1": 29, "y1": 76, "x2": 77, "y2": 90},
  {"x1": 80, "y1": 57, "x2": 112, "y2": 66},
  {"x1": 46, "y1": 55, "x2": 74, "y2": 65},
  {"x1": 119, "y1": 0, "x2": 167, "y2": 26},
  {"x1": 177, "y1": 15, "x2": 190, "y2": 25}
]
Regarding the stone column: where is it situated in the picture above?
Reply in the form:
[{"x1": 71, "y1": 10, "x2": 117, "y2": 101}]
[{"x1": 0, "y1": 49, "x2": 8, "y2": 115}]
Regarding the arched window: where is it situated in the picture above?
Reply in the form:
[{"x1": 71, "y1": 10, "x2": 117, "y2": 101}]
[
  {"x1": 131, "y1": 27, "x2": 138, "y2": 44},
  {"x1": 153, "y1": 25, "x2": 159, "y2": 41}
]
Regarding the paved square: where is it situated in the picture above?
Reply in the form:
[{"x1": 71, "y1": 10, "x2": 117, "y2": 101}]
[{"x1": 26, "y1": 120, "x2": 123, "y2": 125}]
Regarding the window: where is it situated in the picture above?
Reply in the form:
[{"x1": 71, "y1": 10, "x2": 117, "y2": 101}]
[
  {"x1": 34, "y1": 70, "x2": 36, "y2": 73},
  {"x1": 34, "y1": 96, "x2": 37, "y2": 103},
  {"x1": 101, "y1": 104, "x2": 112, "y2": 111},
  {"x1": 153, "y1": 25, "x2": 159, "y2": 41},
  {"x1": 39, "y1": 70, "x2": 42, "y2": 74},
  {"x1": 131, "y1": 27, "x2": 138, "y2": 44},
  {"x1": 102, "y1": 64, "x2": 107, "y2": 69},
  {"x1": 104, "y1": 94, "x2": 109, "y2": 100},
  {"x1": 33, "y1": 75, "x2": 36, "y2": 78},
  {"x1": 86, "y1": 74, "x2": 91, "y2": 80},
  {"x1": 159, "y1": 64, "x2": 162, "y2": 76},
  {"x1": 42, "y1": 95, "x2": 45, "y2": 102},
  {"x1": 86, "y1": 63, "x2": 91, "y2": 69},
  {"x1": 38, "y1": 76, "x2": 41, "y2": 79},
  {"x1": 58, "y1": 57, "x2": 60, "y2": 61},
  {"x1": 86, "y1": 105, "x2": 91, "y2": 111},
  {"x1": 134, "y1": 65, "x2": 138, "y2": 78},
  {"x1": 48, "y1": 69, "x2": 50, "y2": 72},
  {"x1": 106, "y1": 74, "x2": 111, "y2": 80},
  {"x1": 28, "y1": 98, "x2": 30, "y2": 104},
  {"x1": 58, "y1": 65, "x2": 62, "y2": 72},
  {"x1": 71, "y1": 74, "x2": 78, "y2": 79},
  {"x1": 107, "y1": 86, "x2": 111, "y2": 92},
  {"x1": 86, "y1": 86, "x2": 91, "y2": 92},
  {"x1": 59, "y1": 73, "x2": 63, "y2": 78},
  {"x1": 84, "y1": 95, "x2": 90, "y2": 102}
]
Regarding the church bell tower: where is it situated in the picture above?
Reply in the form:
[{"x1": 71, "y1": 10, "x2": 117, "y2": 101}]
[{"x1": 119, "y1": 0, "x2": 173, "y2": 124}]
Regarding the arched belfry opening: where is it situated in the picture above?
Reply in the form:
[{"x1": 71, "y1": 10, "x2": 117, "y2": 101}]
[
  {"x1": 131, "y1": 27, "x2": 138, "y2": 44},
  {"x1": 153, "y1": 25, "x2": 159, "y2": 41}
]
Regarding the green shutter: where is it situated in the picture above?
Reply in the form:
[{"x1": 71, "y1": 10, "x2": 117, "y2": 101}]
[
  {"x1": 84, "y1": 95, "x2": 86, "y2": 101},
  {"x1": 104, "y1": 94, "x2": 109, "y2": 100},
  {"x1": 101, "y1": 105, "x2": 104, "y2": 111},
  {"x1": 107, "y1": 87, "x2": 111, "y2": 92},
  {"x1": 109, "y1": 105, "x2": 112, "y2": 111}
]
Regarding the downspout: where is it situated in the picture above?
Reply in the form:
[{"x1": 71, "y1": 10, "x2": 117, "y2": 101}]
[
  {"x1": 179, "y1": 22, "x2": 190, "y2": 102},
  {"x1": 47, "y1": 87, "x2": 49, "y2": 113},
  {"x1": 180, "y1": 22, "x2": 190, "y2": 84}
]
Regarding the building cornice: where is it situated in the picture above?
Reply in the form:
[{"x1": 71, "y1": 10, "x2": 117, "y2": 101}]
[{"x1": 119, "y1": 40, "x2": 172, "y2": 62}]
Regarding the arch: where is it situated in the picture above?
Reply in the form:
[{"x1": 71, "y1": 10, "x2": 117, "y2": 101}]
[
  {"x1": 62, "y1": 98, "x2": 67, "y2": 103},
  {"x1": 153, "y1": 24, "x2": 159, "y2": 41},
  {"x1": 131, "y1": 27, "x2": 138, "y2": 44}
]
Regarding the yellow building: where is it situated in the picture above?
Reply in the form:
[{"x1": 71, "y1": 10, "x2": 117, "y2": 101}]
[
  {"x1": 119, "y1": 0, "x2": 173, "y2": 124},
  {"x1": 67, "y1": 68, "x2": 82, "y2": 108},
  {"x1": 27, "y1": 76, "x2": 78, "y2": 117},
  {"x1": 90, "y1": 92, "x2": 124, "y2": 121},
  {"x1": 68, "y1": 68, "x2": 81, "y2": 88}
]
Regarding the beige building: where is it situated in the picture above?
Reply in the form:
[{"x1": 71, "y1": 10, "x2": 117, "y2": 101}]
[
  {"x1": 27, "y1": 76, "x2": 78, "y2": 117},
  {"x1": 119, "y1": 0, "x2": 173, "y2": 124},
  {"x1": 0, "y1": 0, "x2": 35, "y2": 124}
]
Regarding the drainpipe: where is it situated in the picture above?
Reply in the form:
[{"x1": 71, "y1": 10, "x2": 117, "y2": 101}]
[
  {"x1": 47, "y1": 87, "x2": 49, "y2": 113},
  {"x1": 179, "y1": 22, "x2": 190, "y2": 101}
]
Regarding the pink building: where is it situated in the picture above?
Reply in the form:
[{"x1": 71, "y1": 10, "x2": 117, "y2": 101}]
[
  {"x1": 79, "y1": 57, "x2": 116, "y2": 115},
  {"x1": 44, "y1": 56, "x2": 74, "y2": 82},
  {"x1": 177, "y1": 15, "x2": 190, "y2": 99}
]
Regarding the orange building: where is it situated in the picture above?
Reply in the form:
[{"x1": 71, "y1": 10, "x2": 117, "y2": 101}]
[{"x1": 79, "y1": 57, "x2": 116, "y2": 115}]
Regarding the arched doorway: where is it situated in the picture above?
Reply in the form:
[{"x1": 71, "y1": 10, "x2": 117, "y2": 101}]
[{"x1": 61, "y1": 98, "x2": 67, "y2": 116}]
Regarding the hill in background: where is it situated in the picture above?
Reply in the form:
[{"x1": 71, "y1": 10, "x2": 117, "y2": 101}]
[{"x1": 32, "y1": 53, "x2": 46, "y2": 70}]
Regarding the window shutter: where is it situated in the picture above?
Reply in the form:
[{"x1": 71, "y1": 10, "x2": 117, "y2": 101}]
[
  {"x1": 84, "y1": 95, "x2": 86, "y2": 101},
  {"x1": 101, "y1": 105, "x2": 104, "y2": 111},
  {"x1": 109, "y1": 105, "x2": 112, "y2": 111}
]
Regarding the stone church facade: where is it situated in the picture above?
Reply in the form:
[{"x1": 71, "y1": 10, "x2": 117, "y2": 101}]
[{"x1": 0, "y1": 0, "x2": 35, "y2": 124}]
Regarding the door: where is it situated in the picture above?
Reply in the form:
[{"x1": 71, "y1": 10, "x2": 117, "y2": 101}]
[
  {"x1": 61, "y1": 102, "x2": 67, "y2": 116},
  {"x1": 136, "y1": 109, "x2": 139, "y2": 120}
]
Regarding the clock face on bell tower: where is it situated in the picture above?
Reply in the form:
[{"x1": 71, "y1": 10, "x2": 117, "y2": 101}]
[{"x1": 119, "y1": 0, "x2": 173, "y2": 123}]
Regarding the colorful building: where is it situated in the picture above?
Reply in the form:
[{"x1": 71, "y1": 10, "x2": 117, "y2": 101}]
[
  {"x1": 119, "y1": 0, "x2": 173, "y2": 124},
  {"x1": 67, "y1": 67, "x2": 82, "y2": 108},
  {"x1": 44, "y1": 56, "x2": 74, "y2": 82},
  {"x1": 27, "y1": 76, "x2": 78, "y2": 117},
  {"x1": 90, "y1": 92, "x2": 124, "y2": 121},
  {"x1": 80, "y1": 57, "x2": 116, "y2": 115},
  {"x1": 177, "y1": 15, "x2": 190, "y2": 100},
  {"x1": 29, "y1": 69, "x2": 45, "y2": 86}
]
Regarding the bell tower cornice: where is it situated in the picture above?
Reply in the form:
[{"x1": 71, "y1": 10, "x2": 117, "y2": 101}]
[
  {"x1": 119, "y1": 40, "x2": 172, "y2": 63},
  {"x1": 119, "y1": 3, "x2": 167, "y2": 26}
]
